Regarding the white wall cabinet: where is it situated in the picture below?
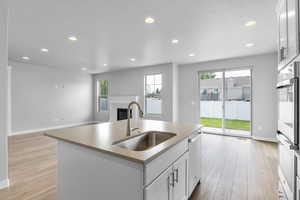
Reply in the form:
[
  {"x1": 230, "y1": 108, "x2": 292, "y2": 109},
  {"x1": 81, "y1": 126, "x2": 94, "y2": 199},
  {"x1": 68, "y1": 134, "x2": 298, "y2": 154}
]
[
  {"x1": 277, "y1": 0, "x2": 299, "y2": 70},
  {"x1": 287, "y1": 0, "x2": 299, "y2": 62},
  {"x1": 278, "y1": 0, "x2": 288, "y2": 69},
  {"x1": 145, "y1": 152, "x2": 189, "y2": 200}
]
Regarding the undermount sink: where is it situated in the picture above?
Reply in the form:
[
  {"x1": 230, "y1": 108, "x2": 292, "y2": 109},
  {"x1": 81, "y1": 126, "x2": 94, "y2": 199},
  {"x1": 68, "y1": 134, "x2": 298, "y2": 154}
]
[{"x1": 113, "y1": 131, "x2": 176, "y2": 151}]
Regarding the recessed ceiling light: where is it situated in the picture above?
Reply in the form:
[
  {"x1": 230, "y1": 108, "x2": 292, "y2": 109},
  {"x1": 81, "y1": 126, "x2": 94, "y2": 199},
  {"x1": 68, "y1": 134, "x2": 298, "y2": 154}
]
[
  {"x1": 81, "y1": 67, "x2": 87, "y2": 71},
  {"x1": 22, "y1": 56, "x2": 30, "y2": 60},
  {"x1": 130, "y1": 58, "x2": 136, "y2": 62},
  {"x1": 68, "y1": 36, "x2": 78, "y2": 41},
  {"x1": 189, "y1": 53, "x2": 195, "y2": 57},
  {"x1": 41, "y1": 48, "x2": 49, "y2": 52},
  {"x1": 245, "y1": 20, "x2": 256, "y2": 27},
  {"x1": 172, "y1": 39, "x2": 179, "y2": 44},
  {"x1": 145, "y1": 17, "x2": 155, "y2": 24},
  {"x1": 245, "y1": 43, "x2": 254, "y2": 47},
  {"x1": 103, "y1": 64, "x2": 108, "y2": 66}
]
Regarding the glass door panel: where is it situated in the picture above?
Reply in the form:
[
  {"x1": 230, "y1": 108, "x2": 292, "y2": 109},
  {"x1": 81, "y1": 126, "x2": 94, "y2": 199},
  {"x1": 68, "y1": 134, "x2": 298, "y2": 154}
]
[
  {"x1": 224, "y1": 69, "x2": 251, "y2": 136},
  {"x1": 199, "y1": 71, "x2": 224, "y2": 134}
]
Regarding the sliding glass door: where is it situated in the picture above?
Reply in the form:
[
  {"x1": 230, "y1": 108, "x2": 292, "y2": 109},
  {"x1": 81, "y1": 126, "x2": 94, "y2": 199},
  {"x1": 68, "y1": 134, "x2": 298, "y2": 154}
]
[
  {"x1": 199, "y1": 68, "x2": 252, "y2": 136},
  {"x1": 224, "y1": 69, "x2": 251, "y2": 135},
  {"x1": 199, "y1": 71, "x2": 224, "y2": 134}
]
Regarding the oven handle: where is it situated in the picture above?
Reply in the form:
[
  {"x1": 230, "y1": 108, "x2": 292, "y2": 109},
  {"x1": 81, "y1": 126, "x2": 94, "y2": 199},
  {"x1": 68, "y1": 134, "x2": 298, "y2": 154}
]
[
  {"x1": 276, "y1": 78, "x2": 297, "y2": 89},
  {"x1": 277, "y1": 131, "x2": 299, "y2": 150}
]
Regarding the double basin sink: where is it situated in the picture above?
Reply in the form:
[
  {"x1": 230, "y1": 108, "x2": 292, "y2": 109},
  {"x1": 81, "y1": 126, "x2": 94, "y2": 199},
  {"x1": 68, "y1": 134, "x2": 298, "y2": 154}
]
[{"x1": 113, "y1": 131, "x2": 176, "y2": 151}]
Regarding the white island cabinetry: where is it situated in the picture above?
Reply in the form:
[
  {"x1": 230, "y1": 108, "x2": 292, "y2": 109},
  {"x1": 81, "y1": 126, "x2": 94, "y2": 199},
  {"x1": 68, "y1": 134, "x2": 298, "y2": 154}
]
[
  {"x1": 145, "y1": 152, "x2": 189, "y2": 200},
  {"x1": 46, "y1": 120, "x2": 201, "y2": 200}
]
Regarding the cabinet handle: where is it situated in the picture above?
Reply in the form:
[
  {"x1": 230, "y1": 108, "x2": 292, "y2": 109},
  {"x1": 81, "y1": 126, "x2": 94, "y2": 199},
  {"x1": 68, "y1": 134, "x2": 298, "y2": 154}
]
[
  {"x1": 169, "y1": 172, "x2": 175, "y2": 187},
  {"x1": 174, "y1": 168, "x2": 179, "y2": 183},
  {"x1": 280, "y1": 46, "x2": 287, "y2": 61},
  {"x1": 189, "y1": 134, "x2": 201, "y2": 143}
]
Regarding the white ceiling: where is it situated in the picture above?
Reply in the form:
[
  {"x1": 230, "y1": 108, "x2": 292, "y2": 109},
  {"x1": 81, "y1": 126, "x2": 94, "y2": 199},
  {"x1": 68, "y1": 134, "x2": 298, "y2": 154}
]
[{"x1": 8, "y1": 0, "x2": 277, "y2": 73}]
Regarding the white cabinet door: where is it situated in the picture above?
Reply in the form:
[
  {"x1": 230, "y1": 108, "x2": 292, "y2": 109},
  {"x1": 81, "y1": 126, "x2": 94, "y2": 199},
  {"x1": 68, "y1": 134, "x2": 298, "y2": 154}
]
[
  {"x1": 297, "y1": 176, "x2": 300, "y2": 200},
  {"x1": 287, "y1": 0, "x2": 299, "y2": 62},
  {"x1": 277, "y1": 0, "x2": 288, "y2": 69},
  {"x1": 145, "y1": 166, "x2": 173, "y2": 200},
  {"x1": 173, "y1": 153, "x2": 189, "y2": 200}
]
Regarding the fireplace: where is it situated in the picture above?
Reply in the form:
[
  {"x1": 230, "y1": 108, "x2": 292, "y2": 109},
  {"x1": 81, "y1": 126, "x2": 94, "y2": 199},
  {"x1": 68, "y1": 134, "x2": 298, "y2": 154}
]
[
  {"x1": 117, "y1": 108, "x2": 132, "y2": 121},
  {"x1": 109, "y1": 96, "x2": 140, "y2": 122}
]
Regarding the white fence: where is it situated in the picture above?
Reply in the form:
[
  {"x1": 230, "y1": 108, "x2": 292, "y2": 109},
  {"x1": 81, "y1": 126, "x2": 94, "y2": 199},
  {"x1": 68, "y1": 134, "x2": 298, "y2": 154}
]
[
  {"x1": 200, "y1": 101, "x2": 251, "y2": 121},
  {"x1": 146, "y1": 98, "x2": 161, "y2": 114}
]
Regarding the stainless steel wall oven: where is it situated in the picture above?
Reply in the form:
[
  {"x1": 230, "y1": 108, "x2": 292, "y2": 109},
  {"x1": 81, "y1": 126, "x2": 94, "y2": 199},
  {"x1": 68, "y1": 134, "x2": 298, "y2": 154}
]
[{"x1": 277, "y1": 62, "x2": 299, "y2": 200}]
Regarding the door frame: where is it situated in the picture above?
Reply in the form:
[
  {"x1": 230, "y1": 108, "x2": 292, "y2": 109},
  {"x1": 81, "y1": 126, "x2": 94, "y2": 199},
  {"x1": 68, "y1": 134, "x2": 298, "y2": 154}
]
[{"x1": 198, "y1": 66, "x2": 253, "y2": 137}]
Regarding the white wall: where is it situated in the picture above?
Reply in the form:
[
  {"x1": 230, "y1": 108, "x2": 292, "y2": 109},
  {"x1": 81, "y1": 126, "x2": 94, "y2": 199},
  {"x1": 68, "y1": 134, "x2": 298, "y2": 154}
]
[
  {"x1": 93, "y1": 63, "x2": 174, "y2": 122},
  {"x1": 178, "y1": 53, "x2": 277, "y2": 140},
  {"x1": 9, "y1": 61, "x2": 94, "y2": 134},
  {"x1": 172, "y1": 63, "x2": 179, "y2": 122},
  {"x1": 0, "y1": 0, "x2": 8, "y2": 186}
]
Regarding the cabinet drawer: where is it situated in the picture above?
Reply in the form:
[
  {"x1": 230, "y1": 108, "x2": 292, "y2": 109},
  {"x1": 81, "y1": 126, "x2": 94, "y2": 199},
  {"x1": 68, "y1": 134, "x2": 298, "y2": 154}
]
[{"x1": 144, "y1": 139, "x2": 188, "y2": 186}]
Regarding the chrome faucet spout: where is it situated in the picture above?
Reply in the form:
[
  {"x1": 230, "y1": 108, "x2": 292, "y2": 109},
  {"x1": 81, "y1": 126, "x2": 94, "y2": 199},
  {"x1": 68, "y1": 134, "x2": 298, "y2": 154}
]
[{"x1": 127, "y1": 101, "x2": 144, "y2": 136}]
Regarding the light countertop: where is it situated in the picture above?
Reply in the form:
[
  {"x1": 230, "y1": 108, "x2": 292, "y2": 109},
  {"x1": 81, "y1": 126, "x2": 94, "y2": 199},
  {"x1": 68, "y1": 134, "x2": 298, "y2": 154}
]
[{"x1": 45, "y1": 120, "x2": 201, "y2": 164}]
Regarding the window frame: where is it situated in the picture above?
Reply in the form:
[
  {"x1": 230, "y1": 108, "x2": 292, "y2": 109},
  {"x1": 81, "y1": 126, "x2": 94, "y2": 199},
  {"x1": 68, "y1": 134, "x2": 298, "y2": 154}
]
[
  {"x1": 96, "y1": 80, "x2": 109, "y2": 113},
  {"x1": 144, "y1": 73, "x2": 163, "y2": 117}
]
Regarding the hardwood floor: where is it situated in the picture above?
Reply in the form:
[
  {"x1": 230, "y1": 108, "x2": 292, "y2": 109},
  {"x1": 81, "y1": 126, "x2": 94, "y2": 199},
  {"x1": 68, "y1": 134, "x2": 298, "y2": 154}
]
[
  {"x1": 0, "y1": 133, "x2": 57, "y2": 200},
  {"x1": 191, "y1": 134, "x2": 279, "y2": 200},
  {"x1": 0, "y1": 133, "x2": 278, "y2": 200}
]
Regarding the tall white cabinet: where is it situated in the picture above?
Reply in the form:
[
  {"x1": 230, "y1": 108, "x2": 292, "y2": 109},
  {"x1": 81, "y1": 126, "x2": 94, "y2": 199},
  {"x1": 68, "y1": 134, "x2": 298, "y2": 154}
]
[{"x1": 276, "y1": 0, "x2": 300, "y2": 199}]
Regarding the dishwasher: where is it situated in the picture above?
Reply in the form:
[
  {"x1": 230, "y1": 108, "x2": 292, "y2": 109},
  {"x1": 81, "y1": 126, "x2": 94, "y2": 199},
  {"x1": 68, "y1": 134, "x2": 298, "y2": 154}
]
[{"x1": 188, "y1": 130, "x2": 202, "y2": 197}]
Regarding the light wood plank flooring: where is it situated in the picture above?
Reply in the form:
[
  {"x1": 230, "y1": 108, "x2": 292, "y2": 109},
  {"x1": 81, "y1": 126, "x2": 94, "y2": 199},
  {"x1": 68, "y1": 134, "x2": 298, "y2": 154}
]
[
  {"x1": 0, "y1": 133, "x2": 278, "y2": 200},
  {"x1": 191, "y1": 134, "x2": 279, "y2": 200},
  {"x1": 0, "y1": 133, "x2": 57, "y2": 200}
]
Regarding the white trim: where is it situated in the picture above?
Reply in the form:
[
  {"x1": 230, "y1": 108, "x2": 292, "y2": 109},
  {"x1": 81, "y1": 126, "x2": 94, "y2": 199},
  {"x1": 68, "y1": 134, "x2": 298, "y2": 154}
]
[
  {"x1": 0, "y1": 179, "x2": 9, "y2": 190},
  {"x1": 7, "y1": 66, "x2": 11, "y2": 136},
  {"x1": 203, "y1": 131, "x2": 252, "y2": 139},
  {"x1": 203, "y1": 132, "x2": 278, "y2": 143},
  {"x1": 10, "y1": 121, "x2": 100, "y2": 136},
  {"x1": 252, "y1": 136, "x2": 278, "y2": 143}
]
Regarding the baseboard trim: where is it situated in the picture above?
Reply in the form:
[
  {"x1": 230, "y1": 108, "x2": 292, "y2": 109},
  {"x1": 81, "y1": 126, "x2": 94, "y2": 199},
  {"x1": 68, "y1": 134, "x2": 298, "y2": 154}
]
[
  {"x1": 203, "y1": 132, "x2": 278, "y2": 143},
  {"x1": 252, "y1": 136, "x2": 278, "y2": 143},
  {"x1": 10, "y1": 121, "x2": 101, "y2": 136},
  {"x1": 202, "y1": 131, "x2": 252, "y2": 139},
  {"x1": 0, "y1": 179, "x2": 9, "y2": 190}
]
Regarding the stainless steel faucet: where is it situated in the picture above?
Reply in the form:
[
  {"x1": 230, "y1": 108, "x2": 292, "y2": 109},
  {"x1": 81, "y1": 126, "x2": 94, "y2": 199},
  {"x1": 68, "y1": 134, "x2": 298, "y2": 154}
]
[{"x1": 127, "y1": 101, "x2": 144, "y2": 136}]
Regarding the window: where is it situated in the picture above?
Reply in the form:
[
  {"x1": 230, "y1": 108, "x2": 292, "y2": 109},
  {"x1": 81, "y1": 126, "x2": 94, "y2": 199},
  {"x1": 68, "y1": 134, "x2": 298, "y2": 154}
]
[
  {"x1": 97, "y1": 80, "x2": 109, "y2": 112},
  {"x1": 145, "y1": 74, "x2": 162, "y2": 115}
]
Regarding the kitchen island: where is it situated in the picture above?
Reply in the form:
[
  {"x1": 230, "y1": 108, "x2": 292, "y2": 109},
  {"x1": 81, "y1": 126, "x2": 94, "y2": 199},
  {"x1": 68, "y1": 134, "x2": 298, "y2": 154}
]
[{"x1": 46, "y1": 119, "x2": 202, "y2": 200}]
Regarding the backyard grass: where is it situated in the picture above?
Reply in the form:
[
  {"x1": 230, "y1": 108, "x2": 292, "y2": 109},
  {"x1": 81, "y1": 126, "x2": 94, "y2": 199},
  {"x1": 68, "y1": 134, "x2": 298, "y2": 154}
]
[{"x1": 200, "y1": 117, "x2": 251, "y2": 131}]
